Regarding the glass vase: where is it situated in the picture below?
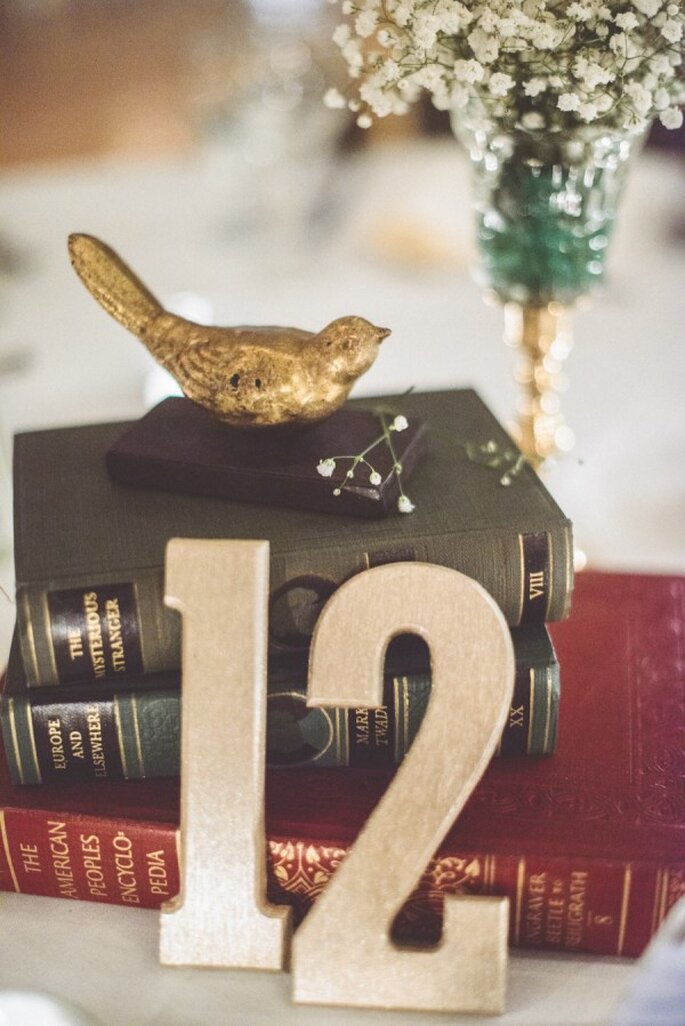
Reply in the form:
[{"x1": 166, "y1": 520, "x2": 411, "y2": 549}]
[{"x1": 451, "y1": 108, "x2": 645, "y2": 464}]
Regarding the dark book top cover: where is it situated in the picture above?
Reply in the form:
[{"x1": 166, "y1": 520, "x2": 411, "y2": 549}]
[
  {"x1": 14, "y1": 390, "x2": 570, "y2": 584},
  {"x1": 13, "y1": 389, "x2": 573, "y2": 685}
]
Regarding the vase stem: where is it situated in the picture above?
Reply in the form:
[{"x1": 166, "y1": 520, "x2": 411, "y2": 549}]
[{"x1": 504, "y1": 302, "x2": 574, "y2": 467}]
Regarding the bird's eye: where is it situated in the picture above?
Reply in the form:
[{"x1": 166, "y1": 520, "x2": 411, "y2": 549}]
[{"x1": 230, "y1": 373, "x2": 240, "y2": 388}]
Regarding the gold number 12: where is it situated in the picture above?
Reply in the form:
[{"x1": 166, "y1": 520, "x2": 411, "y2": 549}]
[{"x1": 161, "y1": 541, "x2": 514, "y2": 1014}]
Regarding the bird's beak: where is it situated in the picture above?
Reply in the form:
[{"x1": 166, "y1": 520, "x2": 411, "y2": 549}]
[{"x1": 376, "y1": 327, "x2": 391, "y2": 343}]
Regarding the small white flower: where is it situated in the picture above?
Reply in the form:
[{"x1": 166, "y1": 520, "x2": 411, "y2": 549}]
[
  {"x1": 530, "y1": 22, "x2": 563, "y2": 49},
  {"x1": 653, "y1": 88, "x2": 670, "y2": 111},
  {"x1": 356, "y1": 113, "x2": 373, "y2": 128},
  {"x1": 398, "y1": 495, "x2": 415, "y2": 514},
  {"x1": 524, "y1": 78, "x2": 547, "y2": 97},
  {"x1": 412, "y1": 11, "x2": 441, "y2": 50},
  {"x1": 521, "y1": 111, "x2": 545, "y2": 129},
  {"x1": 453, "y1": 58, "x2": 485, "y2": 84},
  {"x1": 660, "y1": 106, "x2": 684, "y2": 129},
  {"x1": 392, "y1": 415, "x2": 409, "y2": 431},
  {"x1": 567, "y1": 2, "x2": 592, "y2": 20},
  {"x1": 578, "y1": 101, "x2": 599, "y2": 122},
  {"x1": 447, "y1": 83, "x2": 470, "y2": 109},
  {"x1": 394, "y1": 0, "x2": 414, "y2": 28},
  {"x1": 323, "y1": 88, "x2": 347, "y2": 110},
  {"x1": 558, "y1": 92, "x2": 582, "y2": 112},
  {"x1": 625, "y1": 81, "x2": 653, "y2": 116},
  {"x1": 650, "y1": 55, "x2": 673, "y2": 76},
  {"x1": 332, "y1": 23, "x2": 350, "y2": 47},
  {"x1": 317, "y1": 458, "x2": 337, "y2": 478},
  {"x1": 615, "y1": 11, "x2": 639, "y2": 30},
  {"x1": 661, "y1": 19, "x2": 683, "y2": 43},
  {"x1": 489, "y1": 72, "x2": 515, "y2": 97},
  {"x1": 382, "y1": 60, "x2": 402, "y2": 83},
  {"x1": 467, "y1": 26, "x2": 499, "y2": 64},
  {"x1": 355, "y1": 10, "x2": 378, "y2": 38},
  {"x1": 369, "y1": 471, "x2": 382, "y2": 485}
]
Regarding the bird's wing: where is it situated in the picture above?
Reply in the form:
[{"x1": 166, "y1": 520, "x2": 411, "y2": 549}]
[
  {"x1": 203, "y1": 326, "x2": 314, "y2": 350},
  {"x1": 171, "y1": 337, "x2": 303, "y2": 407}
]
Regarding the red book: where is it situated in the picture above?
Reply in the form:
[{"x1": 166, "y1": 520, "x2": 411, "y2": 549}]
[{"x1": 0, "y1": 571, "x2": 683, "y2": 957}]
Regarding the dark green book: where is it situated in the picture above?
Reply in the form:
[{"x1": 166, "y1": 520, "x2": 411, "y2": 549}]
[
  {"x1": 13, "y1": 389, "x2": 573, "y2": 687},
  {"x1": 1, "y1": 626, "x2": 559, "y2": 784}
]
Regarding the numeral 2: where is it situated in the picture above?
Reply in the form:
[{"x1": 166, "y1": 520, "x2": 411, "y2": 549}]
[{"x1": 291, "y1": 562, "x2": 514, "y2": 1014}]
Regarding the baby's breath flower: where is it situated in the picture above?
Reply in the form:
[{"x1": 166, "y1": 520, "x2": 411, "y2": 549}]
[
  {"x1": 625, "y1": 81, "x2": 653, "y2": 116},
  {"x1": 327, "y1": 0, "x2": 684, "y2": 134},
  {"x1": 660, "y1": 106, "x2": 684, "y2": 128},
  {"x1": 454, "y1": 59, "x2": 485, "y2": 84},
  {"x1": 489, "y1": 72, "x2": 515, "y2": 96},
  {"x1": 579, "y1": 100, "x2": 599, "y2": 121},
  {"x1": 568, "y1": 3, "x2": 593, "y2": 21},
  {"x1": 530, "y1": 22, "x2": 563, "y2": 49},
  {"x1": 468, "y1": 27, "x2": 500, "y2": 64},
  {"x1": 558, "y1": 92, "x2": 582, "y2": 111},
  {"x1": 615, "y1": 11, "x2": 639, "y2": 30},
  {"x1": 355, "y1": 9, "x2": 377, "y2": 38},
  {"x1": 332, "y1": 22, "x2": 350, "y2": 47},
  {"x1": 356, "y1": 113, "x2": 373, "y2": 128},
  {"x1": 524, "y1": 77, "x2": 547, "y2": 97},
  {"x1": 317, "y1": 458, "x2": 337, "y2": 478},
  {"x1": 317, "y1": 407, "x2": 415, "y2": 512},
  {"x1": 522, "y1": 111, "x2": 546, "y2": 129},
  {"x1": 323, "y1": 88, "x2": 347, "y2": 110},
  {"x1": 662, "y1": 19, "x2": 683, "y2": 44},
  {"x1": 654, "y1": 87, "x2": 671, "y2": 110}
]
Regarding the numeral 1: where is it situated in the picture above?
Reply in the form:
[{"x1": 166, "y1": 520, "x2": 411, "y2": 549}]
[{"x1": 160, "y1": 539, "x2": 290, "y2": 969}]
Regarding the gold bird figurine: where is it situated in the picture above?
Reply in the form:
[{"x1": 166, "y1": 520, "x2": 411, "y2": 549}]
[{"x1": 68, "y1": 233, "x2": 390, "y2": 428}]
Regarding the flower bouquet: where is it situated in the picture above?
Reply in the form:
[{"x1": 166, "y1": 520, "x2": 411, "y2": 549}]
[{"x1": 326, "y1": 0, "x2": 684, "y2": 462}]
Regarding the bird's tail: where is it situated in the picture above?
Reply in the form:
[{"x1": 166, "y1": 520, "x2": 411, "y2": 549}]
[{"x1": 68, "y1": 234, "x2": 164, "y2": 338}]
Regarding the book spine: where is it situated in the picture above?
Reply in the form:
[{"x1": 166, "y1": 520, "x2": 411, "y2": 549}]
[
  {"x1": 0, "y1": 805, "x2": 680, "y2": 958},
  {"x1": 16, "y1": 523, "x2": 573, "y2": 687},
  {"x1": 0, "y1": 660, "x2": 560, "y2": 784}
]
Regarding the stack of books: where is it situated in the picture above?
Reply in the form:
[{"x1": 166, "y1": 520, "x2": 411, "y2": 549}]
[
  {"x1": 2, "y1": 389, "x2": 570, "y2": 784},
  {"x1": 1, "y1": 389, "x2": 681, "y2": 957}
]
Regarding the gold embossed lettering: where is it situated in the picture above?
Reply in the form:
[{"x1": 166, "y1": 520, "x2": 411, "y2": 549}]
[
  {"x1": 19, "y1": 843, "x2": 42, "y2": 874},
  {"x1": 528, "y1": 571, "x2": 545, "y2": 600}
]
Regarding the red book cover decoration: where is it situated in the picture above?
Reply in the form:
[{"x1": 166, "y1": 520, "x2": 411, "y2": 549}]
[{"x1": 0, "y1": 571, "x2": 683, "y2": 957}]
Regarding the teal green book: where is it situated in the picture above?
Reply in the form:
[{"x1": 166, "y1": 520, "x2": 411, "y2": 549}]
[
  {"x1": 13, "y1": 390, "x2": 573, "y2": 688},
  {"x1": 1, "y1": 626, "x2": 559, "y2": 784}
]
